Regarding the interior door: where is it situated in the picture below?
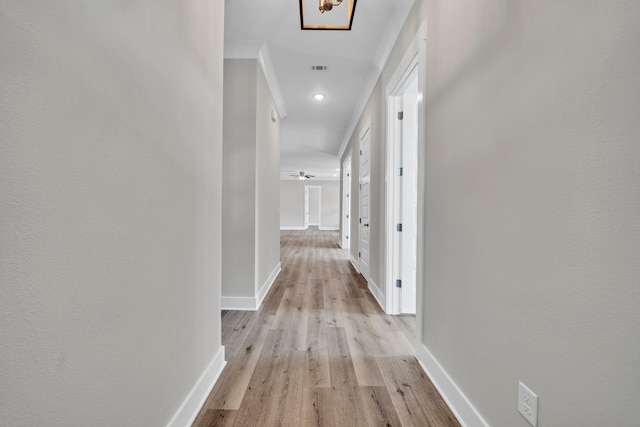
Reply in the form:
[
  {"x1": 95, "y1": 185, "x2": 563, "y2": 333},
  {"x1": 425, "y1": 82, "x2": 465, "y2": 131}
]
[
  {"x1": 304, "y1": 187, "x2": 309, "y2": 229},
  {"x1": 342, "y1": 158, "x2": 352, "y2": 249},
  {"x1": 359, "y1": 124, "x2": 371, "y2": 281},
  {"x1": 400, "y1": 91, "x2": 418, "y2": 314},
  {"x1": 307, "y1": 186, "x2": 321, "y2": 227}
]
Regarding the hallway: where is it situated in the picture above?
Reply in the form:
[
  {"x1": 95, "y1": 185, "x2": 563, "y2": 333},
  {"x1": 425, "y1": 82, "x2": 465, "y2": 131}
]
[{"x1": 194, "y1": 229, "x2": 459, "y2": 426}]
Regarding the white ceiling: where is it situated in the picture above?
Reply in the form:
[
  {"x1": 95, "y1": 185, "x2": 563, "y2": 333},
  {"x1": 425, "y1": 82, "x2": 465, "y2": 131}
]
[{"x1": 224, "y1": 0, "x2": 414, "y2": 180}]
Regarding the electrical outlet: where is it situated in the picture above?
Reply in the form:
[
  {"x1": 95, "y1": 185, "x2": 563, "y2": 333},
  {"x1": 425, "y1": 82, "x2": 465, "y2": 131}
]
[{"x1": 518, "y1": 381, "x2": 538, "y2": 426}]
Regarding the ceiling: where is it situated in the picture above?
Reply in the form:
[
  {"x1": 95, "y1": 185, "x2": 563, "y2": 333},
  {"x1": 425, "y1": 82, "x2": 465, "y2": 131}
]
[{"x1": 224, "y1": 0, "x2": 414, "y2": 180}]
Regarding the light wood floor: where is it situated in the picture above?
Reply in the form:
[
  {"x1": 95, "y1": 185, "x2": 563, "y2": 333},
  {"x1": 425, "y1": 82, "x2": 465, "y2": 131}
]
[{"x1": 193, "y1": 228, "x2": 460, "y2": 427}]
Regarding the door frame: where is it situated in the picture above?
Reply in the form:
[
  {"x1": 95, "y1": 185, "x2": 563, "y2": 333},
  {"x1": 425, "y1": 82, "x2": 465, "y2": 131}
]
[
  {"x1": 386, "y1": 64, "x2": 419, "y2": 315},
  {"x1": 341, "y1": 154, "x2": 352, "y2": 249},
  {"x1": 358, "y1": 117, "x2": 372, "y2": 282},
  {"x1": 304, "y1": 185, "x2": 322, "y2": 229},
  {"x1": 384, "y1": 22, "x2": 427, "y2": 336}
]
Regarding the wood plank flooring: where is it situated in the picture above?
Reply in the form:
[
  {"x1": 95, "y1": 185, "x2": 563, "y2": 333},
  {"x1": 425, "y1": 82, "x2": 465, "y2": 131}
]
[{"x1": 193, "y1": 228, "x2": 460, "y2": 427}]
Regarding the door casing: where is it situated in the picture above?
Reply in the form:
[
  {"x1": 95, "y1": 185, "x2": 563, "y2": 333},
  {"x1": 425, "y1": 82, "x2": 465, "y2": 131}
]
[
  {"x1": 384, "y1": 22, "x2": 427, "y2": 339},
  {"x1": 358, "y1": 119, "x2": 372, "y2": 282},
  {"x1": 342, "y1": 155, "x2": 352, "y2": 249}
]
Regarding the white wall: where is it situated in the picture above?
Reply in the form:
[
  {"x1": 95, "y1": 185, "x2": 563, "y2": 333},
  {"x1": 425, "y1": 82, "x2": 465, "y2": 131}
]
[
  {"x1": 280, "y1": 181, "x2": 305, "y2": 229},
  {"x1": 320, "y1": 182, "x2": 341, "y2": 230},
  {"x1": 255, "y1": 64, "x2": 282, "y2": 299},
  {"x1": 222, "y1": 59, "x2": 257, "y2": 300},
  {"x1": 342, "y1": 82, "x2": 383, "y2": 279},
  {"x1": 0, "y1": 1, "x2": 225, "y2": 426},
  {"x1": 222, "y1": 58, "x2": 281, "y2": 307},
  {"x1": 308, "y1": 187, "x2": 321, "y2": 225},
  {"x1": 280, "y1": 180, "x2": 340, "y2": 230},
  {"x1": 342, "y1": 0, "x2": 640, "y2": 426}
]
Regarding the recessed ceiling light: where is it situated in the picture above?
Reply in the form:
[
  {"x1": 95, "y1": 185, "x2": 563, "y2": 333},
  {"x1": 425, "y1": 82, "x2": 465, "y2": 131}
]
[{"x1": 313, "y1": 93, "x2": 325, "y2": 101}]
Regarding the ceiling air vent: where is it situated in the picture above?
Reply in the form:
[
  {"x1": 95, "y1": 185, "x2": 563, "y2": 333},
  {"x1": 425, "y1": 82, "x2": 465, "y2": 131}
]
[{"x1": 311, "y1": 65, "x2": 328, "y2": 71}]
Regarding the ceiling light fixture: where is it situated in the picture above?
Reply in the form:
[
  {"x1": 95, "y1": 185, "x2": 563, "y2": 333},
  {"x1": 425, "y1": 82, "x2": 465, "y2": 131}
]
[
  {"x1": 313, "y1": 93, "x2": 325, "y2": 101},
  {"x1": 299, "y1": 0, "x2": 357, "y2": 31},
  {"x1": 319, "y1": 0, "x2": 342, "y2": 13},
  {"x1": 290, "y1": 171, "x2": 315, "y2": 180}
]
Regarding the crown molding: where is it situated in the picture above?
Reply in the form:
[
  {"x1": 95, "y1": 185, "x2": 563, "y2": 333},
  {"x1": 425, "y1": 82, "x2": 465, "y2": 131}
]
[
  {"x1": 225, "y1": 40, "x2": 288, "y2": 119},
  {"x1": 336, "y1": 0, "x2": 415, "y2": 160}
]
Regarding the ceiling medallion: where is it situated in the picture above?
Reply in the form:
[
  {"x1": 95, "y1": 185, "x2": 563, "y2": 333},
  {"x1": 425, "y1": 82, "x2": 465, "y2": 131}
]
[{"x1": 299, "y1": 0, "x2": 357, "y2": 31}]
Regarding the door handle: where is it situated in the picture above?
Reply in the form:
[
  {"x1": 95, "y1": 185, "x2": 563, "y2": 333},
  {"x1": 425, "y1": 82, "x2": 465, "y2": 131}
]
[{"x1": 363, "y1": 223, "x2": 369, "y2": 227}]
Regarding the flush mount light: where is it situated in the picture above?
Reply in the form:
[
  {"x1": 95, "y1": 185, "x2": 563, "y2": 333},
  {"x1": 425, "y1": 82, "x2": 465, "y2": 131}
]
[
  {"x1": 299, "y1": 0, "x2": 357, "y2": 31},
  {"x1": 313, "y1": 93, "x2": 325, "y2": 101}
]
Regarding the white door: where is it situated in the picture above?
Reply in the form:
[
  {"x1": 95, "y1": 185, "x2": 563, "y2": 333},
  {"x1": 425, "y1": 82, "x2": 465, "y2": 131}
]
[
  {"x1": 400, "y1": 90, "x2": 419, "y2": 314},
  {"x1": 342, "y1": 157, "x2": 352, "y2": 249},
  {"x1": 308, "y1": 187, "x2": 320, "y2": 226},
  {"x1": 386, "y1": 64, "x2": 419, "y2": 315},
  {"x1": 359, "y1": 122, "x2": 371, "y2": 281},
  {"x1": 304, "y1": 187, "x2": 309, "y2": 229}
]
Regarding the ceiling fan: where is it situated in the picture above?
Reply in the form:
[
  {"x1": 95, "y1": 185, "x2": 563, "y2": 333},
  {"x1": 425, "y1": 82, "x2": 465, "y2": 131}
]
[{"x1": 290, "y1": 171, "x2": 315, "y2": 180}]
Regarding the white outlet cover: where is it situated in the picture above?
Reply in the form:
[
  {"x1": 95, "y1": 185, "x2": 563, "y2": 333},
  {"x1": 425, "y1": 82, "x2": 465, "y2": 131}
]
[{"x1": 518, "y1": 381, "x2": 538, "y2": 426}]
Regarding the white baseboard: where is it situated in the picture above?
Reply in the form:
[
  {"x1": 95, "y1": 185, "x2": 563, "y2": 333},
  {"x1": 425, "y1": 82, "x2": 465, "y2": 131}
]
[
  {"x1": 415, "y1": 344, "x2": 489, "y2": 427},
  {"x1": 221, "y1": 263, "x2": 281, "y2": 311},
  {"x1": 350, "y1": 254, "x2": 359, "y2": 273},
  {"x1": 221, "y1": 295, "x2": 259, "y2": 311},
  {"x1": 256, "y1": 262, "x2": 281, "y2": 308},
  {"x1": 166, "y1": 345, "x2": 226, "y2": 427},
  {"x1": 319, "y1": 227, "x2": 339, "y2": 231},
  {"x1": 367, "y1": 279, "x2": 385, "y2": 311},
  {"x1": 280, "y1": 226, "x2": 306, "y2": 231}
]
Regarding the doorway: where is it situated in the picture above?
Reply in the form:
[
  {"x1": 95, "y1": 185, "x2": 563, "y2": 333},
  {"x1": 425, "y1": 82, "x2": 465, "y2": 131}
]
[
  {"x1": 304, "y1": 186, "x2": 321, "y2": 229},
  {"x1": 385, "y1": 23, "x2": 426, "y2": 319},
  {"x1": 342, "y1": 155, "x2": 352, "y2": 249},
  {"x1": 390, "y1": 69, "x2": 418, "y2": 315},
  {"x1": 358, "y1": 119, "x2": 371, "y2": 282}
]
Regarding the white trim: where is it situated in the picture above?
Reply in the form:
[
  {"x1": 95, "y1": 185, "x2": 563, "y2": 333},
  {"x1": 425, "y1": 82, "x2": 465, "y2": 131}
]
[
  {"x1": 385, "y1": 23, "x2": 426, "y2": 98},
  {"x1": 305, "y1": 185, "x2": 322, "y2": 230},
  {"x1": 367, "y1": 279, "x2": 385, "y2": 311},
  {"x1": 280, "y1": 227, "x2": 307, "y2": 231},
  {"x1": 350, "y1": 254, "x2": 360, "y2": 273},
  {"x1": 413, "y1": 21, "x2": 428, "y2": 347},
  {"x1": 385, "y1": 93, "x2": 402, "y2": 314},
  {"x1": 224, "y1": 40, "x2": 287, "y2": 119},
  {"x1": 341, "y1": 153, "x2": 352, "y2": 250},
  {"x1": 319, "y1": 227, "x2": 339, "y2": 231},
  {"x1": 256, "y1": 262, "x2": 281, "y2": 307},
  {"x1": 357, "y1": 118, "x2": 372, "y2": 283},
  {"x1": 416, "y1": 344, "x2": 490, "y2": 427},
  {"x1": 222, "y1": 263, "x2": 281, "y2": 311},
  {"x1": 337, "y1": 0, "x2": 416, "y2": 160},
  {"x1": 166, "y1": 346, "x2": 226, "y2": 427},
  {"x1": 221, "y1": 295, "x2": 259, "y2": 311},
  {"x1": 384, "y1": 24, "x2": 424, "y2": 315}
]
